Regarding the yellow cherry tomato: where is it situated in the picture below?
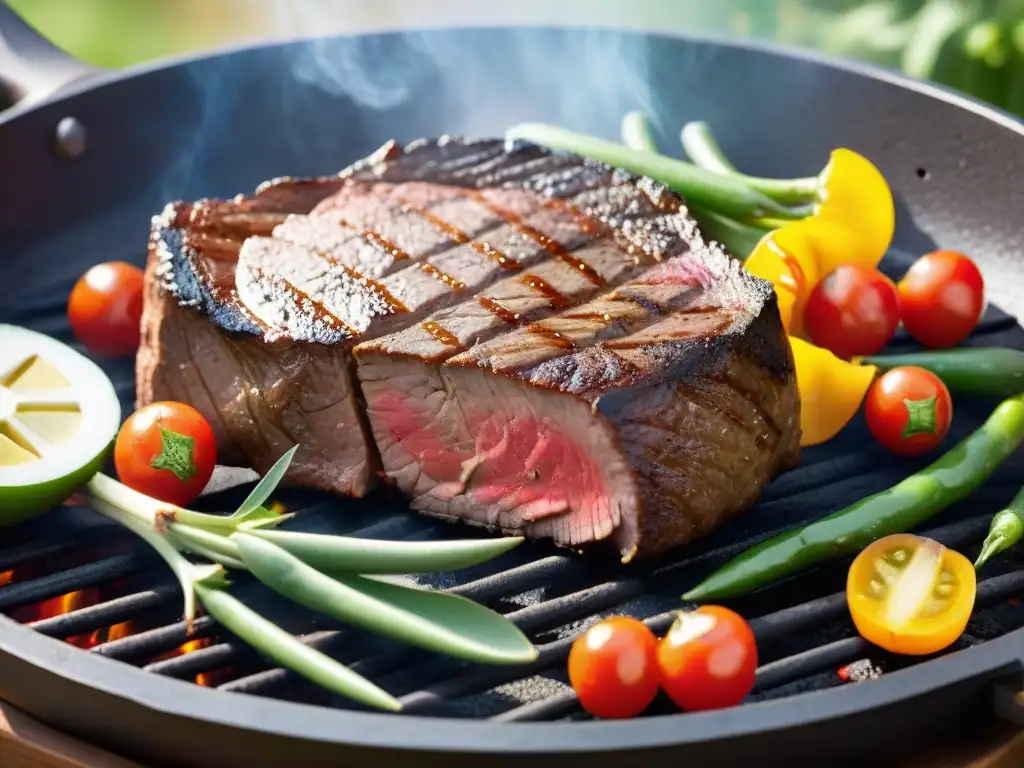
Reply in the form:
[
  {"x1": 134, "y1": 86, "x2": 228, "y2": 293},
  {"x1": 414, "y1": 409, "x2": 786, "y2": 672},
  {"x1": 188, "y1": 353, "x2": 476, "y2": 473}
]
[
  {"x1": 790, "y1": 337, "x2": 877, "y2": 446},
  {"x1": 847, "y1": 534, "x2": 976, "y2": 656},
  {"x1": 814, "y1": 148, "x2": 895, "y2": 272}
]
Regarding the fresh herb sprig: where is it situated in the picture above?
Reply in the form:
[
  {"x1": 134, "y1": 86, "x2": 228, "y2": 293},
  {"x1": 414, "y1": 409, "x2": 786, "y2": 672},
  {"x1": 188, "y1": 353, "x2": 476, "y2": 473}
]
[{"x1": 82, "y1": 449, "x2": 536, "y2": 711}]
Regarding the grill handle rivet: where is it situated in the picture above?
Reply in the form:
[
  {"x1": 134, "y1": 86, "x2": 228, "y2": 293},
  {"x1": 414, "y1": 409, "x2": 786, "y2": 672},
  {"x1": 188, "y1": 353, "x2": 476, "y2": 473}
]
[{"x1": 53, "y1": 116, "x2": 86, "y2": 160}]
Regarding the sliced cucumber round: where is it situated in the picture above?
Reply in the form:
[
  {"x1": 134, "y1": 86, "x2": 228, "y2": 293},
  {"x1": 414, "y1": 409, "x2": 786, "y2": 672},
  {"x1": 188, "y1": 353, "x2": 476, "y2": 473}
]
[{"x1": 0, "y1": 325, "x2": 121, "y2": 525}]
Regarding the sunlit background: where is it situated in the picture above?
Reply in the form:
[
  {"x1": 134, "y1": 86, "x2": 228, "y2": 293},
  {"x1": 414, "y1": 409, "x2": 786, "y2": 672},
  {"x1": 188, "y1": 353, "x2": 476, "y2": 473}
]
[{"x1": 9, "y1": 0, "x2": 1024, "y2": 118}]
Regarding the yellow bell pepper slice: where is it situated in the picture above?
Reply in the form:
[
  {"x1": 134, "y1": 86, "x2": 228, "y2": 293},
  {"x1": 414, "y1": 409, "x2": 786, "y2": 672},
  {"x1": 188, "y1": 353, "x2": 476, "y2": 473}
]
[
  {"x1": 813, "y1": 148, "x2": 894, "y2": 273},
  {"x1": 790, "y1": 337, "x2": 877, "y2": 447},
  {"x1": 743, "y1": 148, "x2": 893, "y2": 447},
  {"x1": 745, "y1": 226, "x2": 820, "y2": 337}
]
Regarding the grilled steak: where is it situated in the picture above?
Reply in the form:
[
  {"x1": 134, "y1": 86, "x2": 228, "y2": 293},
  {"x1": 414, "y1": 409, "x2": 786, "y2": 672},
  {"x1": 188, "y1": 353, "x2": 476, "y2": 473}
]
[{"x1": 138, "y1": 136, "x2": 800, "y2": 559}]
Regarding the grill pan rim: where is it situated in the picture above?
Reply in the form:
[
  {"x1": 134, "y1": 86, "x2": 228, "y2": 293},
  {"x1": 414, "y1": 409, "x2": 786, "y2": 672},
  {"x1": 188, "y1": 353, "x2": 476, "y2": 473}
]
[
  {"x1": 2, "y1": 24, "x2": 1023, "y2": 139},
  {"x1": 0, "y1": 611, "x2": 1020, "y2": 752},
  {"x1": 0, "y1": 22, "x2": 1023, "y2": 756}
]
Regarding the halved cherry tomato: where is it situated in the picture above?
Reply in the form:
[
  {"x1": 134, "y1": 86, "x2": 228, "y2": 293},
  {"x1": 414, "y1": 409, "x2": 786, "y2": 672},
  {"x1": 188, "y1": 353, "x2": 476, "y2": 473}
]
[
  {"x1": 67, "y1": 262, "x2": 145, "y2": 358},
  {"x1": 898, "y1": 250, "x2": 985, "y2": 349},
  {"x1": 567, "y1": 616, "x2": 659, "y2": 719},
  {"x1": 114, "y1": 402, "x2": 217, "y2": 507},
  {"x1": 656, "y1": 605, "x2": 757, "y2": 711},
  {"x1": 804, "y1": 263, "x2": 900, "y2": 359},
  {"x1": 865, "y1": 366, "x2": 953, "y2": 456},
  {"x1": 847, "y1": 533, "x2": 976, "y2": 656}
]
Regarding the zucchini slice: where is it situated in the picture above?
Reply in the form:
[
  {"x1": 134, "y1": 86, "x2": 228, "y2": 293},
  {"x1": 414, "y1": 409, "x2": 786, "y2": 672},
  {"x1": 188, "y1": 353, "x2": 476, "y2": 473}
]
[{"x1": 0, "y1": 325, "x2": 121, "y2": 525}]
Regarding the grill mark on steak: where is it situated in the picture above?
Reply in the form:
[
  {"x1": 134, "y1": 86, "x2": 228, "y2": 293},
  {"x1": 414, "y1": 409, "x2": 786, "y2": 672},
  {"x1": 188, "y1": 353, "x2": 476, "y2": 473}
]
[
  {"x1": 331, "y1": 263, "x2": 410, "y2": 315},
  {"x1": 467, "y1": 192, "x2": 605, "y2": 287},
  {"x1": 542, "y1": 198, "x2": 609, "y2": 237},
  {"x1": 477, "y1": 295, "x2": 520, "y2": 324},
  {"x1": 526, "y1": 323, "x2": 577, "y2": 350},
  {"x1": 350, "y1": 225, "x2": 411, "y2": 262},
  {"x1": 402, "y1": 204, "x2": 471, "y2": 244},
  {"x1": 519, "y1": 273, "x2": 571, "y2": 308},
  {"x1": 238, "y1": 262, "x2": 353, "y2": 344},
  {"x1": 419, "y1": 321, "x2": 464, "y2": 350},
  {"x1": 469, "y1": 241, "x2": 521, "y2": 271},
  {"x1": 253, "y1": 184, "x2": 606, "y2": 343},
  {"x1": 418, "y1": 262, "x2": 467, "y2": 291},
  {"x1": 358, "y1": 214, "x2": 664, "y2": 367},
  {"x1": 399, "y1": 203, "x2": 522, "y2": 272},
  {"x1": 447, "y1": 258, "x2": 714, "y2": 374}
]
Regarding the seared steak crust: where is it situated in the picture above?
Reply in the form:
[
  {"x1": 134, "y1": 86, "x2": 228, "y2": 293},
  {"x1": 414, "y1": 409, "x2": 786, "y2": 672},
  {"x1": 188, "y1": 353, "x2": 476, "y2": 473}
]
[{"x1": 139, "y1": 136, "x2": 800, "y2": 558}]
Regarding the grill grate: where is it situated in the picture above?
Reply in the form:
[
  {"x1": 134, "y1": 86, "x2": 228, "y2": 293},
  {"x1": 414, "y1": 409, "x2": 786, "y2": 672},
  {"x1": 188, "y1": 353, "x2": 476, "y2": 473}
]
[
  {"x1": 3, "y1": 497, "x2": 1024, "y2": 722},
  {"x1": 3, "y1": 258, "x2": 1024, "y2": 727}
]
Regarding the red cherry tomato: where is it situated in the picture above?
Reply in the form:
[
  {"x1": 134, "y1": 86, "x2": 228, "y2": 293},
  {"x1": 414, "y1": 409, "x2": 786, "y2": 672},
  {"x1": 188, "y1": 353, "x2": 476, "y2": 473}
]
[
  {"x1": 898, "y1": 250, "x2": 985, "y2": 348},
  {"x1": 114, "y1": 402, "x2": 217, "y2": 507},
  {"x1": 656, "y1": 605, "x2": 757, "y2": 712},
  {"x1": 864, "y1": 366, "x2": 953, "y2": 457},
  {"x1": 567, "y1": 616, "x2": 659, "y2": 719},
  {"x1": 67, "y1": 262, "x2": 145, "y2": 358},
  {"x1": 804, "y1": 264, "x2": 900, "y2": 359}
]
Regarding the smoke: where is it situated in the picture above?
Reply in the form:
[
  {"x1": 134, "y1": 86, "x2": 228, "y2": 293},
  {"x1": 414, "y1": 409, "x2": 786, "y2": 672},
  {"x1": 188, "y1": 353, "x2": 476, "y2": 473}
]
[
  {"x1": 265, "y1": 0, "x2": 676, "y2": 138},
  {"x1": 152, "y1": 1, "x2": 738, "y2": 202}
]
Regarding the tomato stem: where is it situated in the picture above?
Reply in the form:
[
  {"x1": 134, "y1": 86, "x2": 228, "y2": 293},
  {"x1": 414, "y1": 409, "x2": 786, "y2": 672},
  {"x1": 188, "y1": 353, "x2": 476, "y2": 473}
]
[
  {"x1": 902, "y1": 396, "x2": 939, "y2": 438},
  {"x1": 150, "y1": 426, "x2": 197, "y2": 483}
]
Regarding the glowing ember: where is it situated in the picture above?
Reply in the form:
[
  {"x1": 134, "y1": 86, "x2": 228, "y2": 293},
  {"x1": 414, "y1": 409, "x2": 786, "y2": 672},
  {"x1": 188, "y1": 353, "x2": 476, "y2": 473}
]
[
  {"x1": 152, "y1": 637, "x2": 215, "y2": 686},
  {"x1": 837, "y1": 659, "x2": 884, "y2": 683},
  {"x1": 0, "y1": 570, "x2": 12, "y2": 587}
]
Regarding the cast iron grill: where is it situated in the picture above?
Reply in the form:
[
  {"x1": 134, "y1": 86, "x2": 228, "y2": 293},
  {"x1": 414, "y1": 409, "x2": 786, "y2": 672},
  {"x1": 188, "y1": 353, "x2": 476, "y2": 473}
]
[
  {"x1": 3, "y1": 255, "x2": 1024, "y2": 763},
  {"x1": 5, "y1": 497, "x2": 1024, "y2": 723}
]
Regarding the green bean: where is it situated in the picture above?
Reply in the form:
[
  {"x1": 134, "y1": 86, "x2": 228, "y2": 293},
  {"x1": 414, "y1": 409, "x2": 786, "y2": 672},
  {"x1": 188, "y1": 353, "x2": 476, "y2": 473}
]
[
  {"x1": 193, "y1": 582, "x2": 401, "y2": 712},
  {"x1": 620, "y1": 111, "x2": 658, "y2": 152},
  {"x1": 680, "y1": 120, "x2": 819, "y2": 205},
  {"x1": 976, "y1": 485, "x2": 1024, "y2": 568},
  {"x1": 505, "y1": 122, "x2": 797, "y2": 220},
  {"x1": 247, "y1": 527, "x2": 522, "y2": 574},
  {"x1": 234, "y1": 534, "x2": 537, "y2": 665},
  {"x1": 862, "y1": 347, "x2": 1024, "y2": 397},
  {"x1": 680, "y1": 120, "x2": 739, "y2": 174}
]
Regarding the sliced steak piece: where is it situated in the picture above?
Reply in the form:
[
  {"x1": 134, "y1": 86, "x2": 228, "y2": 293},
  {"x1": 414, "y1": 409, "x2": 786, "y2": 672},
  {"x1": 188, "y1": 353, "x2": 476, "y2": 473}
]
[
  {"x1": 140, "y1": 136, "x2": 718, "y2": 499},
  {"x1": 356, "y1": 223, "x2": 800, "y2": 561}
]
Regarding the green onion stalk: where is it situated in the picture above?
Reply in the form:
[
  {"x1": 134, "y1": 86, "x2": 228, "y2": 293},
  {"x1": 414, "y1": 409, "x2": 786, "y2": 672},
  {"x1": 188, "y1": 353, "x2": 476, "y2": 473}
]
[
  {"x1": 82, "y1": 448, "x2": 537, "y2": 711},
  {"x1": 506, "y1": 113, "x2": 822, "y2": 259}
]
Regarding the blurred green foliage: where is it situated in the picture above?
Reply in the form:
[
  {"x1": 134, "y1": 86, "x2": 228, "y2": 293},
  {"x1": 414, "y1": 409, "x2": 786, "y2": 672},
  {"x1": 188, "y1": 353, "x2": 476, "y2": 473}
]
[
  {"x1": 7, "y1": 0, "x2": 227, "y2": 68},
  {"x1": 783, "y1": 0, "x2": 1024, "y2": 115},
  {"x1": 8, "y1": 0, "x2": 1024, "y2": 117}
]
